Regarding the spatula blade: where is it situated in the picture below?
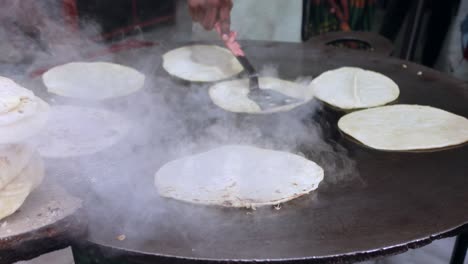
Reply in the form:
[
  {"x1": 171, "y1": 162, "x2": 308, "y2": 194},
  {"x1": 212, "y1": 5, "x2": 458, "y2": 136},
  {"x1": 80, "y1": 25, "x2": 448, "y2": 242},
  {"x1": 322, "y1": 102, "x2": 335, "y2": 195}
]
[{"x1": 247, "y1": 89, "x2": 304, "y2": 111}]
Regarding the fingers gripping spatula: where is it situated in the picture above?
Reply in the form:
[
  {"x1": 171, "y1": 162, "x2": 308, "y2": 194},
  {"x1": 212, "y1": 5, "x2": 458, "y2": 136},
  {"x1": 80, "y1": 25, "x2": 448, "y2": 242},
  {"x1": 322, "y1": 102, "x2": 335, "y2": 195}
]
[{"x1": 216, "y1": 26, "x2": 303, "y2": 110}]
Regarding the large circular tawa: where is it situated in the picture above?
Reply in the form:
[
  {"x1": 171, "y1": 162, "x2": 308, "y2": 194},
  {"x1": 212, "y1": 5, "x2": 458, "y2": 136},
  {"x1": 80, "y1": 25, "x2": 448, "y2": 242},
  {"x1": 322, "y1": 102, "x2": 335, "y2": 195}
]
[{"x1": 50, "y1": 42, "x2": 468, "y2": 263}]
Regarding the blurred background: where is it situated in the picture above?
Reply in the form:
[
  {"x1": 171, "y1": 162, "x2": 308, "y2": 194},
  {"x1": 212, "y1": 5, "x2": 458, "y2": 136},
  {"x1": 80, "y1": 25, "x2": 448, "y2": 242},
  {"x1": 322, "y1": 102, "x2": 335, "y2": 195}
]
[{"x1": 1, "y1": 0, "x2": 467, "y2": 80}]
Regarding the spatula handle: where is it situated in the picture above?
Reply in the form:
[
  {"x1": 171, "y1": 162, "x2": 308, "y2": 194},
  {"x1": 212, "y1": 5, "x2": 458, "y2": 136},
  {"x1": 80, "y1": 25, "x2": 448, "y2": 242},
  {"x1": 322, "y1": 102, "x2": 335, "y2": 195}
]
[
  {"x1": 236, "y1": 55, "x2": 260, "y2": 90},
  {"x1": 236, "y1": 56, "x2": 256, "y2": 76}
]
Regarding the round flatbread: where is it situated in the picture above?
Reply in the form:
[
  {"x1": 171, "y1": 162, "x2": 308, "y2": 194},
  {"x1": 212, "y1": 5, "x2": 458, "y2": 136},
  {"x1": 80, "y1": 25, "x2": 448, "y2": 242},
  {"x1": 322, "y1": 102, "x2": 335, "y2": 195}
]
[
  {"x1": 0, "y1": 76, "x2": 50, "y2": 144},
  {"x1": 155, "y1": 145, "x2": 324, "y2": 208},
  {"x1": 0, "y1": 144, "x2": 35, "y2": 190},
  {"x1": 209, "y1": 77, "x2": 314, "y2": 114},
  {"x1": 311, "y1": 67, "x2": 399, "y2": 110},
  {"x1": 338, "y1": 105, "x2": 468, "y2": 151},
  {"x1": 0, "y1": 153, "x2": 44, "y2": 221},
  {"x1": 33, "y1": 105, "x2": 131, "y2": 158},
  {"x1": 162, "y1": 45, "x2": 243, "y2": 82},
  {"x1": 42, "y1": 62, "x2": 145, "y2": 100}
]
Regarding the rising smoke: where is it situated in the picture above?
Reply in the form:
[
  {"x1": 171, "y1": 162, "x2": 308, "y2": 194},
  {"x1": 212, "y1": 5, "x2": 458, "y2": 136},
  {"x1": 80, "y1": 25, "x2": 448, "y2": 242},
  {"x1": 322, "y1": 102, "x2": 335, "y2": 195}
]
[{"x1": 1, "y1": 0, "x2": 361, "y2": 255}]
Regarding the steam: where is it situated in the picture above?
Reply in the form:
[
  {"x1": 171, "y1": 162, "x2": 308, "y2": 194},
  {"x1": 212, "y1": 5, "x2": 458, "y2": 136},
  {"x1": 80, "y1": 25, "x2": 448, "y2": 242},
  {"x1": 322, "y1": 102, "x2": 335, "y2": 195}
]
[{"x1": 1, "y1": 0, "x2": 360, "y2": 256}]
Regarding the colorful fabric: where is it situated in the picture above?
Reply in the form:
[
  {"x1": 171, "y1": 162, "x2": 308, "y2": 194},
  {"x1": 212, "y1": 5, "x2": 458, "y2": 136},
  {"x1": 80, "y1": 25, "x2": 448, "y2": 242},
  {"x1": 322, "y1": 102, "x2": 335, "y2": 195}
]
[{"x1": 306, "y1": 0, "x2": 377, "y2": 36}]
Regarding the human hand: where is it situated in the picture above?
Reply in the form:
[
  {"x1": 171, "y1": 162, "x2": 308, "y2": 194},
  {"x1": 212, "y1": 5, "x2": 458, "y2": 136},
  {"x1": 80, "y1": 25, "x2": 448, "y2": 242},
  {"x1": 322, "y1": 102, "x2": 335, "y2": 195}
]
[
  {"x1": 188, "y1": 0, "x2": 233, "y2": 35},
  {"x1": 215, "y1": 23, "x2": 244, "y2": 56}
]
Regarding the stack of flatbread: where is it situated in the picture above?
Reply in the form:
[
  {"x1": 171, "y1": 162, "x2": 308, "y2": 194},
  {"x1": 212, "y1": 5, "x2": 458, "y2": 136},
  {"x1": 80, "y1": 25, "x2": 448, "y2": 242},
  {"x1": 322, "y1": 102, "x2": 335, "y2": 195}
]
[
  {"x1": 0, "y1": 77, "x2": 49, "y2": 144},
  {"x1": 0, "y1": 77, "x2": 49, "y2": 220}
]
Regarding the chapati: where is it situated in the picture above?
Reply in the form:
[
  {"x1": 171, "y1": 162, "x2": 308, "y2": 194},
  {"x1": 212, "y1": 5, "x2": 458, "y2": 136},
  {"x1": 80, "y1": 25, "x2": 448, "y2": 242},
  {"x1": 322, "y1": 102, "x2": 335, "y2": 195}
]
[
  {"x1": 209, "y1": 77, "x2": 314, "y2": 114},
  {"x1": 0, "y1": 144, "x2": 34, "y2": 190},
  {"x1": 0, "y1": 76, "x2": 50, "y2": 144},
  {"x1": 0, "y1": 153, "x2": 44, "y2": 221},
  {"x1": 162, "y1": 45, "x2": 243, "y2": 82},
  {"x1": 155, "y1": 145, "x2": 324, "y2": 208},
  {"x1": 33, "y1": 105, "x2": 131, "y2": 158},
  {"x1": 338, "y1": 104, "x2": 468, "y2": 151},
  {"x1": 311, "y1": 67, "x2": 399, "y2": 110},
  {"x1": 42, "y1": 62, "x2": 145, "y2": 100}
]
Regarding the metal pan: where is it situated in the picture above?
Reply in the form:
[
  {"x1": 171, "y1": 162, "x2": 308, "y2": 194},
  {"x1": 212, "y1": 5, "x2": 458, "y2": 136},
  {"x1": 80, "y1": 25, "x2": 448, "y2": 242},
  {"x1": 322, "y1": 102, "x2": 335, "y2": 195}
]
[{"x1": 40, "y1": 41, "x2": 468, "y2": 264}]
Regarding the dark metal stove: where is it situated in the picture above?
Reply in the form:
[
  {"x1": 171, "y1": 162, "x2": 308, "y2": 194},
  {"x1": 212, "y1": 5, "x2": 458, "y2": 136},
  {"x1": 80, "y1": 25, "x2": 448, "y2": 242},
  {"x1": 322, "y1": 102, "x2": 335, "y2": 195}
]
[{"x1": 30, "y1": 40, "x2": 468, "y2": 264}]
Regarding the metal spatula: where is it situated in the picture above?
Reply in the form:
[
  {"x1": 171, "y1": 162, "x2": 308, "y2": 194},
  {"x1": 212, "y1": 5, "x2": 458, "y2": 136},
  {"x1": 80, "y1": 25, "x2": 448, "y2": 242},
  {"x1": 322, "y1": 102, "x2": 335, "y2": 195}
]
[{"x1": 235, "y1": 55, "x2": 303, "y2": 110}]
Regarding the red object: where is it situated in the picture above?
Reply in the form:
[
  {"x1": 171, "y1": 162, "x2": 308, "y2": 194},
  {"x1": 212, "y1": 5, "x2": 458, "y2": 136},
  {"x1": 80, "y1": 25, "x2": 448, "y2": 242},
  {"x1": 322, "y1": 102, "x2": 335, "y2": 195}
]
[
  {"x1": 341, "y1": 0, "x2": 349, "y2": 21},
  {"x1": 327, "y1": 0, "x2": 351, "y2": 31},
  {"x1": 62, "y1": 0, "x2": 79, "y2": 32}
]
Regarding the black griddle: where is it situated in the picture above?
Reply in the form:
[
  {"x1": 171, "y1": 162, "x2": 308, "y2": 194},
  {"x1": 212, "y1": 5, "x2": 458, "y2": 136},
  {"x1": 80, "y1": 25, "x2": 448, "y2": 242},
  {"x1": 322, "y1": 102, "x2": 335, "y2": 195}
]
[
  {"x1": 0, "y1": 184, "x2": 85, "y2": 264},
  {"x1": 36, "y1": 40, "x2": 468, "y2": 264}
]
